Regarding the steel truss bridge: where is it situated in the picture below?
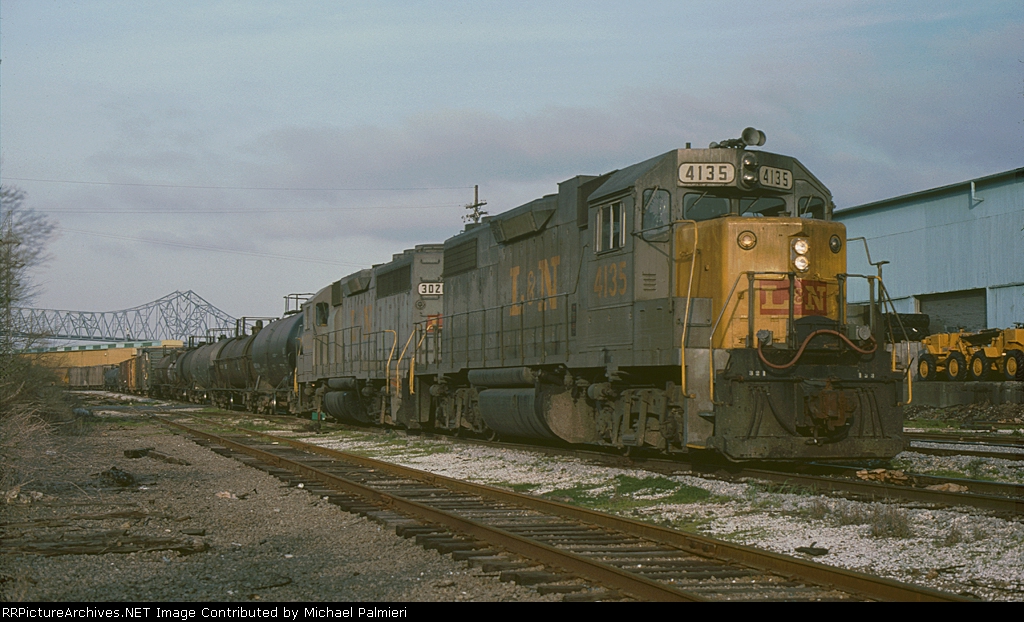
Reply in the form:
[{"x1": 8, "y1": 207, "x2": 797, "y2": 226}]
[{"x1": 13, "y1": 290, "x2": 236, "y2": 343}]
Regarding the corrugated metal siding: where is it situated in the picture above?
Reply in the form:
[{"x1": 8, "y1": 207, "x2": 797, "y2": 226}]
[
  {"x1": 990, "y1": 285, "x2": 1024, "y2": 329},
  {"x1": 837, "y1": 170, "x2": 1024, "y2": 329}
]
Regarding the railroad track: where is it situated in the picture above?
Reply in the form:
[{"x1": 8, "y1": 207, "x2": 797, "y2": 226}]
[
  {"x1": 906, "y1": 431, "x2": 1024, "y2": 447},
  {"x1": 906, "y1": 431, "x2": 1024, "y2": 462},
  {"x1": 391, "y1": 430, "x2": 1024, "y2": 516},
  {"x1": 157, "y1": 415, "x2": 966, "y2": 602},
  {"x1": 162, "y1": 407, "x2": 1024, "y2": 516}
]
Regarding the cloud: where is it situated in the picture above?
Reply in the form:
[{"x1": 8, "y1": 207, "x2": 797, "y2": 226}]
[{"x1": 11, "y1": 2, "x2": 1022, "y2": 317}]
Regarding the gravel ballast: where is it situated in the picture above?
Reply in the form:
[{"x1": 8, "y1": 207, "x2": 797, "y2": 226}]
[
  {"x1": 6, "y1": 406, "x2": 1024, "y2": 602},
  {"x1": 303, "y1": 427, "x2": 1024, "y2": 601},
  {"x1": 1, "y1": 418, "x2": 559, "y2": 602}
]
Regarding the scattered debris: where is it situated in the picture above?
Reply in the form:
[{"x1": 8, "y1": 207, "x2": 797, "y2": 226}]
[
  {"x1": 96, "y1": 467, "x2": 136, "y2": 487},
  {"x1": 124, "y1": 447, "x2": 190, "y2": 465},
  {"x1": 1, "y1": 510, "x2": 181, "y2": 530},
  {"x1": 795, "y1": 542, "x2": 830, "y2": 556},
  {"x1": 856, "y1": 468, "x2": 910, "y2": 485},
  {"x1": 0, "y1": 534, "x2": 208, "y2": 557},
  {"x1": 252, "y1": 575, "x2": 292, "y2": 590},
  {"x1": 3, "y1": 488, "x2": 43, "y2": 505},
  {"x1": 216, "y1": 491, "x2": 238, "y2": 500},
  {"x1": 124, "y1": 447, "x2": 156, "y2": 459},
  {"x1": 925, "y1": 483, "x2": 970, "y2": 493},
  {"x1": 905, "y1": 403, "x2": 1024, "y2": 426}
]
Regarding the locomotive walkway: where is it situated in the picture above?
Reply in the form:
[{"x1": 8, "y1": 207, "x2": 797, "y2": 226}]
[{"x1": 158, "y1": 415, "x2": 966, "y2": 602}]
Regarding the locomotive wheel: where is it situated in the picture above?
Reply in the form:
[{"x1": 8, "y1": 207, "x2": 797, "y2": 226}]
[
  {"x1": 945, "y1": 352, "x2": 967, "y2": 381},
  {"x1": 917, "y1": 353, "x2": 937, "y2": 381},
  {"x1": 969, "y1": 352, "x2": 989, "y2": 381},
  {"x1": 1004, "y1": 351, "x2": 1024, "y2": 381}
]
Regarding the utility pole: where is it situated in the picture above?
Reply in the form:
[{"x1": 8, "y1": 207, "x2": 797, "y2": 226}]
[{"x1": 462, "y1": 185, "x2": 488, "y2": 224}]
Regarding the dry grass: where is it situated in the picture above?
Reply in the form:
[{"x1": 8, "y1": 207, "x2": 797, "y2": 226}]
[
  {"x1": 0, "y1": 359, "x2": 75, "y2": 492},
  {"x1": 801, "y1": 498, "x2": 913, "y2": 538},
  {"x1": 868, "y1": 504, "x2": 913, "y2": 538}
]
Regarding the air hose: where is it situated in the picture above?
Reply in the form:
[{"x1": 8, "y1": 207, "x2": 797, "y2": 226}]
[{"x1": 756, "y1": 329, "x2": 877, "y2": 370}]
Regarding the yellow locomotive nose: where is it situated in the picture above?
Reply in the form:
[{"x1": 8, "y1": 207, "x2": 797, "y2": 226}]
[{"x1": 677, "y1": 217, "x2": 845, "y2": 351}]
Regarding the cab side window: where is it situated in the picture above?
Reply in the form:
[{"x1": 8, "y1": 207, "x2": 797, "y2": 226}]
[
  {"x1": 596, "y1": 202, "x2": 626, "y2": 252},
  {"x1": 641, "y1": 189, "x2": 671, "y2": 241},
  {"x1": 315, "y1": 302, "x2": 329, "y2": 326},
  {"x1": 798, "y1": 196, "x2": 825, "y2": 219}
]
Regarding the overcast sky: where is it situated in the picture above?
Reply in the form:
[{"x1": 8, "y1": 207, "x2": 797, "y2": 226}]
[{"x1": 2, "y1": 1, "x2": 1021, "y2": 319}]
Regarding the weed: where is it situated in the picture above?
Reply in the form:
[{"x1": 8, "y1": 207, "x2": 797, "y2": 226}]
[
  {"x1": 942, "y1": 522, "x2": 965, "y2": 546},
  {"x1": 541, "y1": 483, "x2": 605, "y2": 506},
  {"x1": 765, "y1": 482, "x2": 814, "y2": 496},
  {"x1": 919, "y1": 468, "x2": 968, "y2": 480},
  {"x1": 832, "y1": 504, "x2": 871, "y2": 526},
  {"x1": 869, "y1": 504, "x2": 913, "y2": 538},
  {"x1": 671, "y1": 515, "x2": 714, "y2": 533},
  {"x1": 234, "y1": 421, "x2": 280, "y2": 432},
  {"x1": 743, "y1": 483, "x2": 765, "y2": 503},
  {"x1": 721, "y1": 527, "x2": 770, "y2": 541},
  {"x1": 660, "y1": 486, "x2": 711, "y2": 504},
  {"x1": 805, "y1": 498, "x2": 831, "y2": 520},
  {"x1": 505, "y1": 482, "x2": 540, "y2": 493},
  {"x1": 539, "y1": 475, "x2": 710, "y2": 512},
  {"x1": 613, "y1": 475, "x2": 679, "y2": 495}
]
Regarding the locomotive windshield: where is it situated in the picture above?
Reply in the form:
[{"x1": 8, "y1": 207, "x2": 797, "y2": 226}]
[{"x1": 682, "y1": 193, "x2": 787, "y2": 221}]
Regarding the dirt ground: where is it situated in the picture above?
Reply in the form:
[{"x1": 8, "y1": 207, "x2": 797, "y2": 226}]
[{"x1": 0, "y1": 415, "x2": 558, "y2": 602}]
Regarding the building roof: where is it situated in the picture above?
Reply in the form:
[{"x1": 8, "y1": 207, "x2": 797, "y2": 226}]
[{"x1": 835, "y1": 167, "x2": 1024, "y2": 217}]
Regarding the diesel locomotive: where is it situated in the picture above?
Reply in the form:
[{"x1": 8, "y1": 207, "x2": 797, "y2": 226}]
[{"x1": 287, "y1": 128, "x2": 907, "y2": 461}]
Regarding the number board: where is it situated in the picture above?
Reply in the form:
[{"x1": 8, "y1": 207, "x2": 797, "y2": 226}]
[
  {"x1": 418, "y1": 282, "x2": 443, "y2": 296},
  {"x1": 678, "y1": 162, "x2": 735, "y2": 185},
  {"x1": 758, "y1": 166, "x2": 792, "y2": 190}
]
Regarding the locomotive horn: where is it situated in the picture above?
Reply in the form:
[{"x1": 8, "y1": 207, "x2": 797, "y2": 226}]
[{"x1": 742, "y1": 127, "x2": 766, "y2": 146}]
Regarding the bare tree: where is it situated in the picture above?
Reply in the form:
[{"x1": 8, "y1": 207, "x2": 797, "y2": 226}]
[
  {"x1": 0, "y1": 186, "x2": 63, "y2": 490},
  {"x1": 1, "y1": 186, "x2": 55, "y2": 348}
]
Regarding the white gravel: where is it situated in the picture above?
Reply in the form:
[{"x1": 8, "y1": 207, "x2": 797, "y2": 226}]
[
  {"x1": 303, "y1": 428, "x2": 1024, "y2": 601},
  {"x1": 893, "y1": 449, "x2": 1024, "y2": 484}
]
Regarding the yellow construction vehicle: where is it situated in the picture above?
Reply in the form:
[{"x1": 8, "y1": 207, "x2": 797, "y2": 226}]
[
  {"x1": 917, "y1": 331, "x2": 976, "y2": 381},
  {"x1": 919, "y1": 326, "x2": 1024, "y2": 381},
  {"x1": 978, "y1": 326, "x2": 1024, "y2": 381}
]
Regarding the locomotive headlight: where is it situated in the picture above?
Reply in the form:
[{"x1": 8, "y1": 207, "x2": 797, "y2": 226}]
[
  {"x1": 793, "y1": 239, "x2": 809, "y2": 255},
  {"x1": 737, "y1": 230, "x2": 757, "y2": 250},
  {"x1": 829, "y1": 235, "x2": 842, "y2": 254},
  {"x1": 794, "y1": 255, "x2": 810, "y2": 272}
]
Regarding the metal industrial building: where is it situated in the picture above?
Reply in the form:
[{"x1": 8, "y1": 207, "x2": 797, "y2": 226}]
[{"x1": 836, "y1": 167, "x2": 1024, "y2": 333}]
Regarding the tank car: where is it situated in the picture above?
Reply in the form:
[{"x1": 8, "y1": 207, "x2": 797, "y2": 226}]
[
  {"x1": 161, "y1": 314, "x2": 303, "y2": 413},
  {"x1": 295, "y1": 128, "x2": 907, "y2": 461}
]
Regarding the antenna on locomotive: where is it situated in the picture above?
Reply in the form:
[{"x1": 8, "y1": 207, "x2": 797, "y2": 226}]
[{"x1": 463, "y1": 185, "x2": 488, "y2": 225}]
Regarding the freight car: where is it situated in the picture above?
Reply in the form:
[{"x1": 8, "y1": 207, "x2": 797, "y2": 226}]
[
  {"x1": 65, "y1": 364, "x2": 116, "y2": 390},
  {"x1": 117, "y1": 345, "x2": 182, "y2": 395},
  {"x1": 291, "y1": 128, "x2": 908, "y2": 461},
  {"x1": 155, "y1": 315, "x2": 304, "y2": 413}
]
